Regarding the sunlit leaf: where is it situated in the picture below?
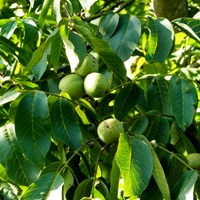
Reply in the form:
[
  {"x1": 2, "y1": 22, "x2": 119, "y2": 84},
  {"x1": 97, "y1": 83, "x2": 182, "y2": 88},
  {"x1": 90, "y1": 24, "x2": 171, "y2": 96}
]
[
  {"x1": 173, "y1": 18, "x2": 200, "y2": 43},
  {"x1": 60, "y1": 24, "x2": 86, "y2": 72},
  {"x1": 21, "y1": 172, "x2": 64, "y2": 200},
  {"x1": 115, "y1": 133, "x2": 153, "y2": 198}
]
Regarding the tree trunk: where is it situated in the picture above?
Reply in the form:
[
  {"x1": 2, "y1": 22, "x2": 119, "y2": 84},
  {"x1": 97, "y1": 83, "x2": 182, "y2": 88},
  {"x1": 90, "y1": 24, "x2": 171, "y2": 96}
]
[{"x1": 153, "y1": 0, "x2": 188, "y2": 21}]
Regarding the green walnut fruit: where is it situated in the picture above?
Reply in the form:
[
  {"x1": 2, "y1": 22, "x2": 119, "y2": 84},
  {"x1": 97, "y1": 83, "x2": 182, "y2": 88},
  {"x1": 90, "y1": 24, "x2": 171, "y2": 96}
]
[
  {"x1": 59, "y1": 74, "x2": 84, "y2": 100},
  {"x1": 97, "y1": 118, "x2": 124, "y2": 145},
  {"x1": 186, "y1": 153, "x2": 200, "y2": 170},
  {"x1": 75, "y1": 54, "x2": 99, "y2": 77},
  {"x1": 84, "y1": 72, "x2": 111, "y2": 98}
]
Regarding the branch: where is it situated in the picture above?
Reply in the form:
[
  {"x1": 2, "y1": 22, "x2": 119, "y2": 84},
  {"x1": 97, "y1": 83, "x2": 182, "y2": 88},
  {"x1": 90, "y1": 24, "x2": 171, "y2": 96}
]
[{"x1": 84, "y1": 0, "x2": 136, "y2": 22}]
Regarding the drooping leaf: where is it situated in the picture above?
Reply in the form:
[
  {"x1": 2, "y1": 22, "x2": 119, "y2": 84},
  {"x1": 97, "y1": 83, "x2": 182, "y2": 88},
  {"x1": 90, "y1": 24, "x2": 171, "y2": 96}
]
[
  {"x1": 98, "y1": 12, "x2": 119, "y2": 40},
  {"x1": 0, "y1": 124, "x2": 41, "y2": 186},
  {"x1": 110, "y1": 159, "x2": 120, "y2": 200},
  {"x1": 27, "y1": 32, "x2": 54, "y2": 80},
  {"x1": 173, "y1": 18, "x2": 200, "y2": 43},
  {"x1": 108, "y1": 14, "x2": 141, "y2": 61},
  {"x1": 0, "y1": 35, "x2": 29, "y2": 65},
  {"x1": 114, "y1": 82, "x2": 140, "y2": 121},
  {"x1": 60, "y1": 24, "x2": 86, "y2": 72},
  {"x1": 50, "y1": 96, "x2": 83, "y2": 150},
  {"x1": 73, "y1": 18, "x2": 127, "y2": 83},
  {"x1": 15, "y1": 91, "x2": 51, "y2": 168},
  {"x1": 21, "y1": 172, "x2": 64, "y2": 200},
  {"x1": 1, "y1": 20, "x2": 17, "y2": 38},
  {"x1": 147, "y1": 76, "x2": 172, "y2": 115},
  {"x1": 169, "y1": 75, "x2": 198, "y2": 131},
  {"x1": 148, "y1": 142, "x2": 171, "y2": 199},
  {"x1": 146, "y1": 17, "x2": 174, "y2": 62},
  {"x1": 115, "y1": 133, "x2": 153, "y2": 198},
  {"x1": 171, "y1": 170, "x2": 198, "y2": 200}
]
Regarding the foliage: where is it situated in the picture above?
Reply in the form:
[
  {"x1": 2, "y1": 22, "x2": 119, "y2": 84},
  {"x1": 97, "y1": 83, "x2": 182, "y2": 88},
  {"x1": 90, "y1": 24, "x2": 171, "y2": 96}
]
[{"x1": 0, "y1": 0, "x2": 200, "y2": 199}]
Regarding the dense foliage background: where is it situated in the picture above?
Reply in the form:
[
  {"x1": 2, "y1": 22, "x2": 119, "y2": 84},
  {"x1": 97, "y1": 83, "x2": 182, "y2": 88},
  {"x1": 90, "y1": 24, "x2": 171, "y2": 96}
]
[{"x1": 1, "y1": 0, "x2": 200, "y2": 199}]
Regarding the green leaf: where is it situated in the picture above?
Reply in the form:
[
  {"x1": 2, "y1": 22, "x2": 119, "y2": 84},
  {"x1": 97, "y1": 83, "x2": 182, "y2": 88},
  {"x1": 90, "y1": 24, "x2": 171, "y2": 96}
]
[
  {"x1": 15, "y1": 91, "x2": 51, "y2": 168},
  {"x1": 150, "y1": 145, "x2": 171, "y2": 199},
  {"x1": 173, "y1": 18, "x2": 200, "y2": 43},
  {"x1": 50, "y1": 96, "x2": 83, "y2": 150},
  {"x1": 171, "y1": 170, "x2": 198, "y2": 200},
  {"x1": 0, "y1": 89, "x2": 20, "y2": 105},
  {"x1": 143, "y1": 111, "x2": 170, "y2": 145},
  {"x1": 1, "y1": 20, "x2": 17, "y2": 38},
  {"x1": 21, "y1": 172, "x2": 64, "y2": 200},
  {"x1": 115, "y1": 133, "x2": 153, "y2": 198},
  {"x1": 146, "y1": 17, "x2": 174, "y2": 62},
  {"x1": 38, "y1": 0, "x2": 54, "y2": 29},
  {"x1": 110, "y1": 159, "x2": 120, "y2": 200},
  {"x1": 114, "y1": 82, "x2": 140, "y2": 121},
  {"x1": 60, "y1": 24, "x2": 86, "y2": 72},
  {"x1": 128, "y1": 115, "x2": 148, "y2": 135},
  {"x1": 0, "y1": 124, "x2": 41, "y2": 186},
  {"x1": 169, "y1": 75, "x2": 198, "y2": 131},
  {"x1": 99, "y1": 12, "x2": 119, "y2": 40},
  {"x1": 0, "y1": 35, "x2": 29, "y2": 65},
  {"x1": 27, "y1": 33, "x2": 54, "y2": 80},
  {"x1": 108, "y1": 14, "x2": 141, "y2": 61},
  {"x1": 147, "y1": 76, "x2": 172, "y2": 115},
  {"x1": 50, "y1": 29, "x2": 62, "y2": 71},
  {"x1": 73, "y1": 178, "x2": 93, "y2": 200},
  {"x1": 73, "y1": 18, "x2": 127, "y2": 83}
]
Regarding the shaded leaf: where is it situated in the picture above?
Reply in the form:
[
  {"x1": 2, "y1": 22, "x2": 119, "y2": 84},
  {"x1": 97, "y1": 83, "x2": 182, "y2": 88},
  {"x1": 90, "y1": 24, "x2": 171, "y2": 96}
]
[
  {"x1": 146, "y1": 17, "x2": 174, "y2": 62},
  {"x1": 0, "y1": 124, "x2": 41, "y2": 186},
  {"x1": 99, "y1": 12, "x2": 119, "y2": 40},
  {"x1": 171, "y1": 170, "x2": 198, "y2": 200},
  {"x1": 109, "y1": 14, "x2": 141, "y2": 61},
  {"x1": 115, "y1": 133, "x2": 153, "y2": 197},
  {"x1": 15, "y1": 91, "x2": 51, "y2": 168},
  {"x1": 50, "y1": 29, "x2": 62, "y2": 71},
  {"x1": 50, "y1": 96, "x2": 83, "y2": 150},
  {"x1": 73, "y1": 18, "x2": 127, "y2": 83},
  {"x1": 169, "y1": 75, "x2": 198, "y2": 131},
  {"x1": 21, "y1": 172, "x2": 64, "y2": 200},
  {"x1": 147, "y1": 76, "x2": 172, "y2": 115},
  {"x1": 114, "y1": 82, "x2": 140, "y2": 121},
  {"x1": 73, "y1": 178, "x2": 93, "y2": 200}
]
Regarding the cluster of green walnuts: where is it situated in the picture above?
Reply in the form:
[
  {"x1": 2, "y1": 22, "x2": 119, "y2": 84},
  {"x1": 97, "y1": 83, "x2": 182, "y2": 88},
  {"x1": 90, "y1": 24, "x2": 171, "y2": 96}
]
[
  {"x1": 59, "y1": 53, "x2": 124, "y2": 145},
  {"x1": 59, "y1": 53, "x2": 111, "y2": 100}
]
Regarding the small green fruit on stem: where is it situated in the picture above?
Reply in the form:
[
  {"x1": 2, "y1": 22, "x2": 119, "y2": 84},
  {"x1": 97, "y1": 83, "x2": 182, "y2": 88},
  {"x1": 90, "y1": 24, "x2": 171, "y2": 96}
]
[
  {"x1": 59, "y1": 74, "x2": 85, "y2": 100},
  {"x1": 84, "y1": 72, "x2": 111, "y2": 98},
  {"x1": 97, "y1": 118, "x2": 124, "y2": 145}
]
